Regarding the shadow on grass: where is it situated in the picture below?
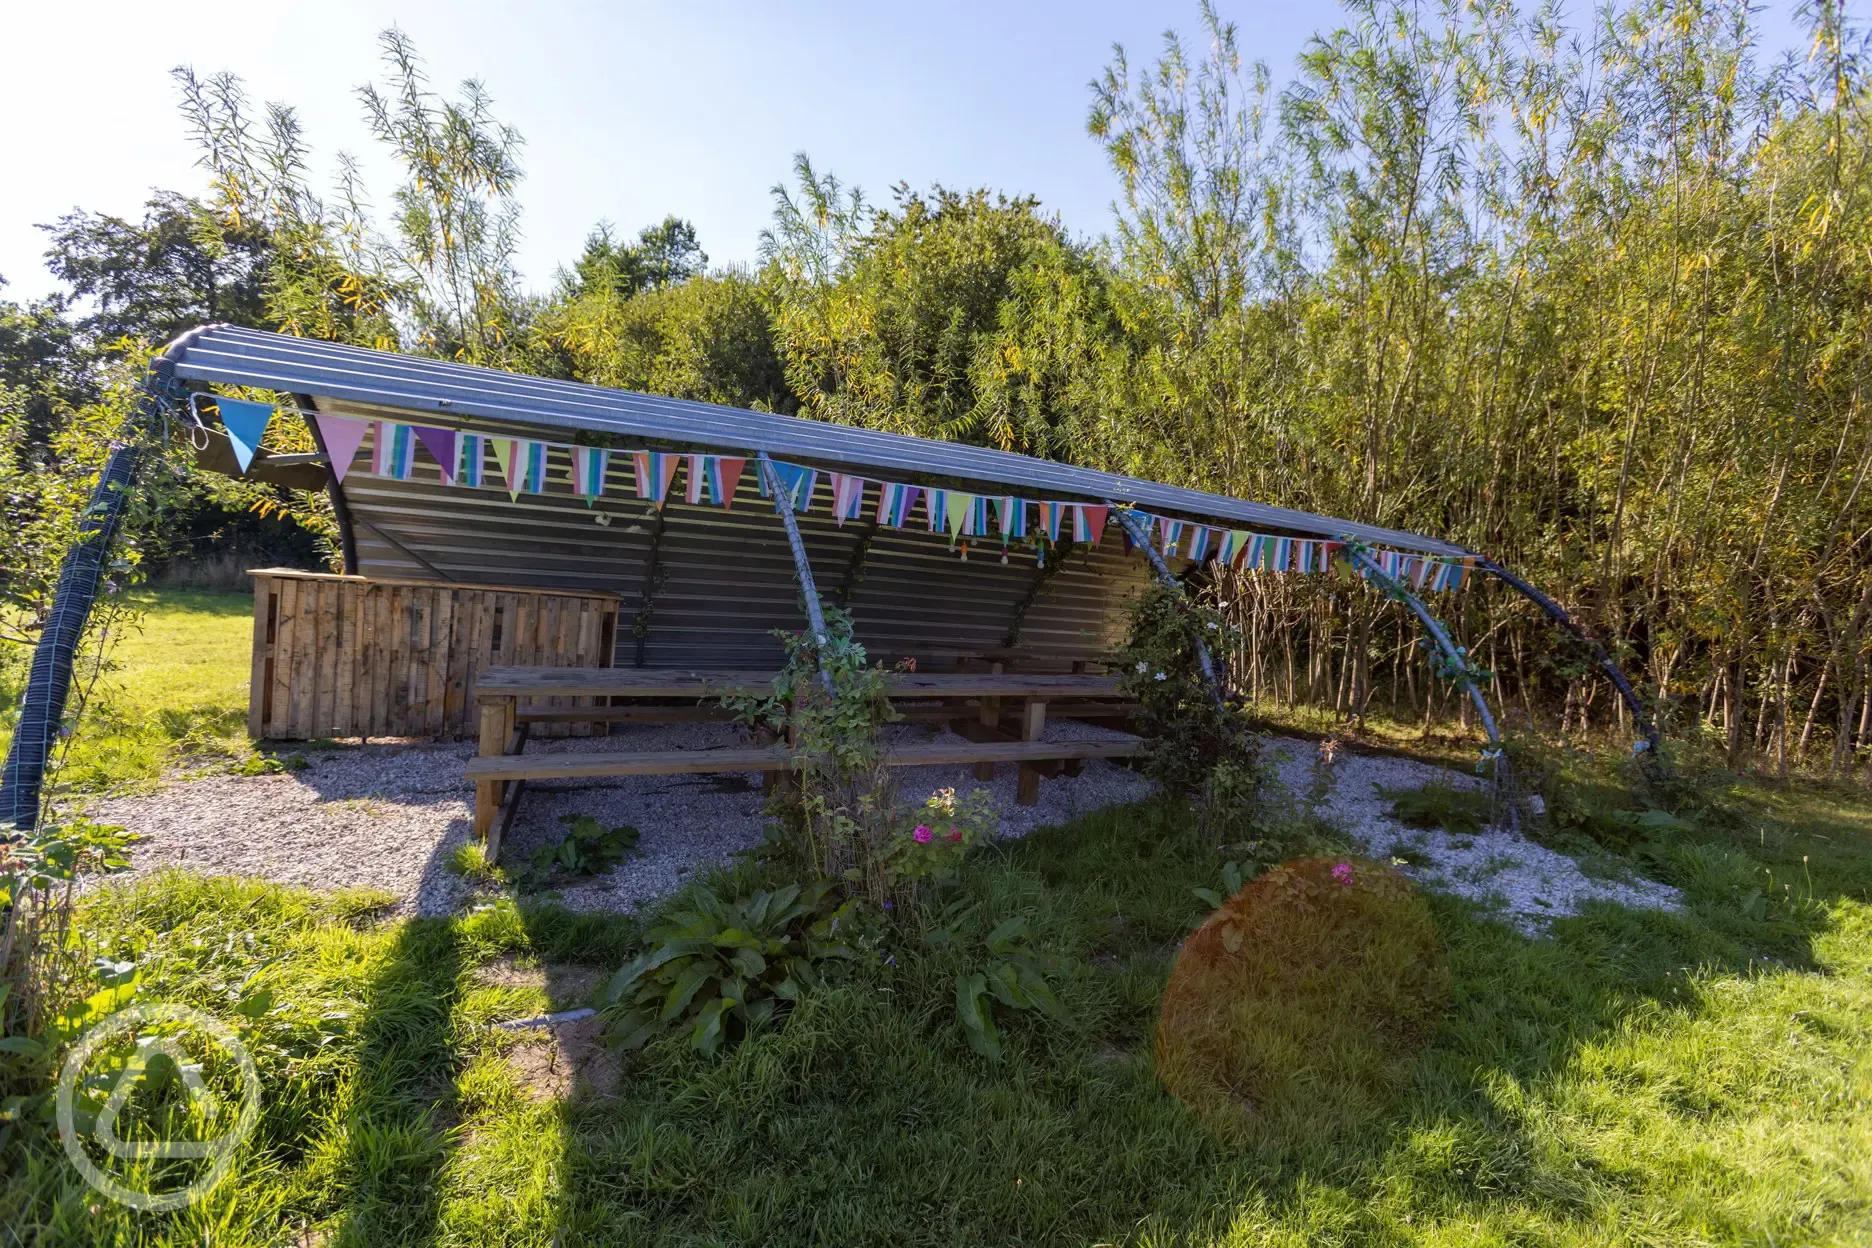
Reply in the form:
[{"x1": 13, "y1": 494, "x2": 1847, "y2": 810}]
[{"x1": 329, "y1": 918, "x2": 467, "y2": 1248}]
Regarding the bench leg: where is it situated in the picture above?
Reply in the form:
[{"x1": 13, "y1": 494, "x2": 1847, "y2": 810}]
[
  {"x1": 1017, "y1": 699, "x2": 1048, "y2": 806},
  {"x1": 474, "y1": 778, "x2": 498, "y2": 841},
  {"x1": 975, "y1": 662, "x2": 1003, "y2": 781}
]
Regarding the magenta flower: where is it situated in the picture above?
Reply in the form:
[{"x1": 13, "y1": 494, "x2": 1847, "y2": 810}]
[
  {"x1": 913, "y1": 825, "x2": 933, "y2": 844},
  {"x1": 947, "y1": 827, "x2": 963, "y2": 844},
  {"x1": 1331, "y1": 862, "x2": 1355, "y2": 886}
]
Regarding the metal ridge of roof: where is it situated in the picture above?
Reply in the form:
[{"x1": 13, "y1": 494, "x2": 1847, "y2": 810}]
[{"x1": 169, "y1": 325, "x2": 1470, "y2": 558}]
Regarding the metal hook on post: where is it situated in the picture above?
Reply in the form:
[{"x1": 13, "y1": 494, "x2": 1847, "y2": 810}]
[
  {"x1": 1106, "y1": 503, "x2": 1228, "y2": 717},
  {"x1": 759, "y1": 452, "x2": 835, "y2": 696}
]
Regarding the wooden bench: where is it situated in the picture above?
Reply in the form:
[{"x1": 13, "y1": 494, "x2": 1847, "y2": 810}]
[{"x1": 466, "y1": 737, "x2": 1142, "y2": 861}]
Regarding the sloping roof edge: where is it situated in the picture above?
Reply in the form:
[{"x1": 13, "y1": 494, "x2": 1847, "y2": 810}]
[{"x1": 169, "y1": 325, "x2": 1470, "y2": 557}]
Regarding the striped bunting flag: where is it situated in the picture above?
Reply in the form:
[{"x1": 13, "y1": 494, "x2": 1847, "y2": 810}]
[
  {"x1": 1295, "y1": 540, "x2": 1315, "y2": 575},
  {"x1": 570, "y1": 447, "x2": 609, "y2": 506},
  {"x1": 876, "y1": 482, "x2": 920, "y2": 527},
  {"x1": 685, "y1": 455, "x2": 745, "y2": 508},
  {"x1": 1157, "y1": 515, "x2": 1184, "y2": 557},
  {"x1": 372, "y1": 422, "x2": 415, "y2": 480},
  {"x1": 454, "y1": 434, "x2": 486, "y2": 487},
  {"x1": 1073, "y1": 505, "x2": 1108, "y2": 547},
  {"x1": 996, "y1": 496, "x2": 1027, "y2": 541},
  {"x1": 1037, "y1": 502, "x2": 1065, "y2": 542},
  {"x1": 925, "y1": 488, "x2": 948, "y2": 532},
  {"x1": 1225, "y1": 530, "x2": 1251, "y2": 567},
  {"x1": 829, "y1": 472, "x2": 868, "y2": 525},
  {"x1": 493, "y1": 439, "x2": 546, "y2": 499},
  {"x1": 1273, "y1": 537, "x2": 1293, "y2": 572},
  {"x1": 1185, "y1": 526, "x2": 1211, "y2": 562},
  {"x1": 634, "y1": 452, "x2": 681, "y2": 507}
]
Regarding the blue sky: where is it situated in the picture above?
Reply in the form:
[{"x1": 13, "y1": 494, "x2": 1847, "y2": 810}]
[{"x1": 0, "y1": 1, "x2": 1821, "y2": 303}]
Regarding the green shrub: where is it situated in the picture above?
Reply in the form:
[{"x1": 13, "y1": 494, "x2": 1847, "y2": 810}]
[
  {"x1": 922, "y1": 910, "x2": 1069, "y2": 1061},
  {"x1": 527, "y1": 815, "x2": 639, "y2": 880},
  {"x1": 601, "y1": 881, "x2": 859, "y2": 1056},
  {"x1": 1382, "y1": 782, "x2": 1494, "y2": 835}
]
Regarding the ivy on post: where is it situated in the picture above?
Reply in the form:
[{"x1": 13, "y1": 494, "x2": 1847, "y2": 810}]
[{"x1": 1106, "y1": 503, "x2": 1228, "y2": 716}]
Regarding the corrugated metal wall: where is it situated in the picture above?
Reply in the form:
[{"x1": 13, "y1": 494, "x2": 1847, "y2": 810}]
[{"x1": 315, "y1": 397, "x2": 1149, "y2": 669}]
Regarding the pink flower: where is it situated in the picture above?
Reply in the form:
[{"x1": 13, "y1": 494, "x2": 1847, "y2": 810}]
[
  {"x1": 1331, "y1": 862, "x2": 1355, "y2": 886},
  {"x1": 947, "y1": 828, "x2": 963, "y2": 844},
  {"x1": 913, "y1": 825, "x2": 933, "y2": 844}
]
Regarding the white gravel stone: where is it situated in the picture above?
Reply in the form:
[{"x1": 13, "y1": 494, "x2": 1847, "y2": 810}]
[
  {"x1": 1262, "y1": 739, "x2": 1681, "y2": 933},
  {"x1": 87, "y1": 724, "x2": 1677, "y2": 933}
]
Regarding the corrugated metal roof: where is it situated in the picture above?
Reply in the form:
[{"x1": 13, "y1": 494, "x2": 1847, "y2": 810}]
[{"x1": 170, "y1": 325, "x2": 1470, "y2": 557}]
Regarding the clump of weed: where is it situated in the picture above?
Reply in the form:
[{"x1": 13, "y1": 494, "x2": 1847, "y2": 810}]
[
  {"x1": 527, "y1": 815, "x2": 640, "y2": 881},
  {"x1": 1382, "y1": 781, "x2": 1494, "y2": 835},
  {"x1": 447, "y1": 842, "x2": 503, "y2": 884}
]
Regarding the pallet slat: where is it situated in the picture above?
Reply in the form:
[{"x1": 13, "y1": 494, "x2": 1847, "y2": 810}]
[{"x1": 247, "y1": 572, "x2": 619, "y2": 741}]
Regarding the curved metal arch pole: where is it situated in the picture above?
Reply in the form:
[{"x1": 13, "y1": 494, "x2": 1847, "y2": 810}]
[
  {"x1": 1, "y1": 329, "x2": 211, "y2": 830},
  {"x1": 759, "y1": 452, "x2": 834, "y2": 695},
  {"x1": 1344, "y1": 546, "x2": 1501, "y2": 749},
  {"x1": 1472, "y1": 556, "x2": 1661, "y2": 759},
  {"x1": 1106, "y1": 504, "x2": 1228, "y2": 717}
]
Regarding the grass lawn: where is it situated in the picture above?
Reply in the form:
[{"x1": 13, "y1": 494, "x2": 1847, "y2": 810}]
[
  {"x1": 0, "y1": 589, "x2": 254, "y2": 797},
  {"x1": 5, "y1": 591, "x2": 1872, "y2": 1244}
]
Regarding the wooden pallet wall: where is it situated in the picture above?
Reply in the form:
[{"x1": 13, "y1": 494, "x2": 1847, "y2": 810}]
[{"x1": 248, "y1": 569, "x2": 619, "y2": 741}]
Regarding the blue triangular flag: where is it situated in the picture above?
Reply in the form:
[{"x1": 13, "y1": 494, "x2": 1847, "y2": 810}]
[{"x1": 217, "y1": 398, "x2": 276, "y2": 473}]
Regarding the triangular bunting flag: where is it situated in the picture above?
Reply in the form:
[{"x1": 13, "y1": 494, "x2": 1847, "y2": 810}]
[
  {"x1": 216, "y1": 398, "x2": 275, "y2": 473},
  {"x1": 1185, "y1": 527, "x2": 1211, "y2": 562},
  {"x1": 996, "y1": 497, "x2": 1027, "y2": 542},
  {"x1": 373, "y1": 422, "x2": 415, "y2": 480},
  {"x1": 570, "y1": 446, "x2": 609, "y2": 505},
  {"x1": 876, "y1": 482, "x2": 920, "y2": 527},
  {"x1": 1038, "y1": 502, "x2": 1065, "y2": 542},
  {"x1": 455, "y1": 434, "x2": 485, "y2": 487},
  {"x1": 1073, "y1": 505, "x2": 1108, "y2": 547},
  {"x1": 414, "y1": 427, "x2": 458, "y2": 484},
  {"x1": 712, "y1": 456, "x2": 746, "y2": 508},
  {"x1": 491, "y1": 438, "x2": 515, "y2": 496},
  {"x1": 925, "y1": 489, "x2": 948, "y2": 532},
  {"x1": 945, "y1": 492, "x2": 974, "y2": 545},
  {"x1": 313, "y1": 413, "x2": 370, "y2": 484},
  {"x1": 829, "y1": 472, "x2": 867, "y2": 525},
  {"x1": 633, "y1": 452, "x2": 682, "y2": 507},
  {"x1": 759, "y1": 460, "x2": 817, "y2": 512}
]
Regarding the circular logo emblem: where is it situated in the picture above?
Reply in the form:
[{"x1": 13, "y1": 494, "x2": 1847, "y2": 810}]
[{"x1": 56, "y1": 1003, "x2": 262, "y2": 1212}]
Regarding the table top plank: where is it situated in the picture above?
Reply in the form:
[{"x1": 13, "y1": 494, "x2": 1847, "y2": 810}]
[{"x1": 474, "y1": 666, "x2": 1124, "y2": 701}]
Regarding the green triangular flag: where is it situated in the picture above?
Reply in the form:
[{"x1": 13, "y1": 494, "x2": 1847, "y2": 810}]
[{"x1": 491, "y1": 439, "x2": 518, "y2": 500}]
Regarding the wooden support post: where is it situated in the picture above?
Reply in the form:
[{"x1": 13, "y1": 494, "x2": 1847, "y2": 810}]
[
  {"x1": 248, "y1": 576, "x2": 275, "y2": 740},
  {"x1": 975, "y1": 661, "x2": 1003, "y2": 780},
  {"x1": 475, "y1": 699, "x2": 508, "y2": 841},
  {"x1": 1017, "y1": 698, "x2": 1048, "y2": 806}
]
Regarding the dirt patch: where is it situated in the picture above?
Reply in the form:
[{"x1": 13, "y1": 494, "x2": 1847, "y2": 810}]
[{"x1": 504, "y1": 1013, "x2": 620, "y2": 1102}]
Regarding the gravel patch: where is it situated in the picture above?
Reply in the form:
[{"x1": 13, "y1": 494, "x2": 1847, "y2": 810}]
[
  {"x1": 90, "y1": 719, "x2": 1154, "y2": 918},
  {"x1": 88, "y1": 723, "x2": 1677, "y2": 934},
  {"x1": 1263, "y1": 738, "x2": 1681, "y2": 933}
]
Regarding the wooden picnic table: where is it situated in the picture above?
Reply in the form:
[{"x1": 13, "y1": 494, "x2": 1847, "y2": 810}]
[{"x1": 467, "y1": 666, "x2": 1135, "y2": 857}]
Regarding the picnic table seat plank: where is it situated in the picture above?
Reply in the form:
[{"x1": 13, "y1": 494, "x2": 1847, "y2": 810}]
[
  {"x1": 464, "y1": 736, "x2": 1142, "y2": 784},
  {"x1": 474, "y1": 666, "x2": 1125, "y2": 702}
]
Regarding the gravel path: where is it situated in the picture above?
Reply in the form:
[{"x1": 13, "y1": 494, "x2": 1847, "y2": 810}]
[
  {"x1": 1265, "y1": 739, "x2": 1681, "y2": 933},
  {"x1": 91, "y1": 720, "x2": 1153, "y2": 918},
  {"x1": 90, "y1": 727, "x2": 1677, "y2": 932}
]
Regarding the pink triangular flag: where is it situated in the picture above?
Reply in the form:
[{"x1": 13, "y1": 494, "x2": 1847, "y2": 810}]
[
  {"x1": 314, "y1": 413, "x2": 370, "y2": 483},
  {"x1": 413, "y1": 427, "x2": 459, "y2": 484}
]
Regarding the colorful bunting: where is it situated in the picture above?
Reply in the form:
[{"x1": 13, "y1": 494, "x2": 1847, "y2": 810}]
[
  {"x1": 216, "y1": 398, "x2": 274, "y2": 473},
  {"x1": 373, "y1": 422, "x2": 416, "y2": 480},
  {"x1": 829, "y1": 472, "x2": 868, "y2": 525},
  {"x1": 494, "y1": 438, "x2": 546, "y2": 498},
  {"x1": 944, "y1": 492, "x2": 975, "y2": 544},
  {"x1": 313, "y1": 413, "x2": 370, "y2": 483},
  {"x1": 570, "y1": 446, "x2": 609, "y2": 505},
  {"x1": 877, "y1": 482, "x2": 921, "y2": 527},
  {"x1": 1037, "y1": 502, "x2": 1065, "y2": 542},
  {"x1": 414, "y1": 427, "x2": 458, "y2": 483},
  {"x1": 925, "y1": 488, "x2": 948, "y2": 533},
  {"x1": 687, "y1": 454, "x2": 745, "y2": 508},
  {"x1": 1185, "y1": 526, "x2": 1211, "y2": 562},
  {"x1": 633, "y1": 451, "x2": 681, "y2": 507},
  {"x1": 455, "y1": 434, "x2": 486, "y2": 487},
  {"x1": 996, "y1": 496, "x2": 1026, "y2": 541},
  {"x1": 760, "y1": 460, "x2": 817, "y2": 512},
  {"x1": 1073, "y1": 504, "x2": 1108, "y2": 547}
]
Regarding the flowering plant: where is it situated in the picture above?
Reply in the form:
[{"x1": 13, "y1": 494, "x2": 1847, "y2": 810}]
[{"x1": 879, "y1": 787, "x2": 995, "y2": 894}]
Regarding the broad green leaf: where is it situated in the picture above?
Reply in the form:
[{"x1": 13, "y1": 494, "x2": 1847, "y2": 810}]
[{"x1": 661, "y1": 962, "x2": 715, "y2": 1022}]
